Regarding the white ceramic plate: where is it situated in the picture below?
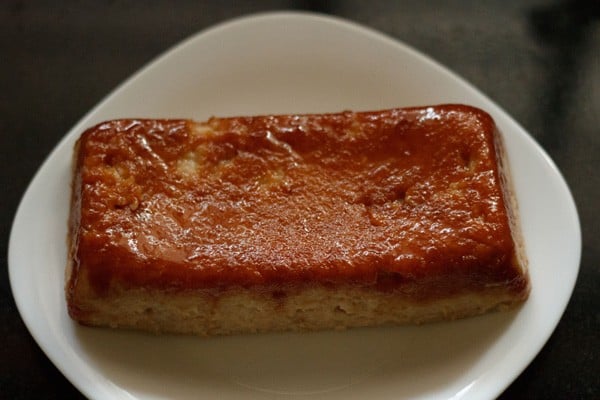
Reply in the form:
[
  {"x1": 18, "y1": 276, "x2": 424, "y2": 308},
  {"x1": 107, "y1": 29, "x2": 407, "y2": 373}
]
[{"x1": 9, "y1": 12, "x2": 580, "y2": 400}]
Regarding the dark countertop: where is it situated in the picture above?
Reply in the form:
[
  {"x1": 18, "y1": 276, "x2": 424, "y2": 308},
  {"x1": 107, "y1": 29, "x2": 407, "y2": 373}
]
[{"x1": 1, "y1": 1, "x2": 598, "y2": 399}]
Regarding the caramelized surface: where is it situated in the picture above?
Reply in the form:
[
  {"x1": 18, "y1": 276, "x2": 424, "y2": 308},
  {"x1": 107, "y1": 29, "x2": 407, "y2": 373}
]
[{"x1": 70, "y1": 105, "x2": 526, "y2": 296}]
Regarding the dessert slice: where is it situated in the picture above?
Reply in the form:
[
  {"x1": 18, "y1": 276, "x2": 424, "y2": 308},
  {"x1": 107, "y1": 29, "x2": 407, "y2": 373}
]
[{"x1": 67, "y1": 105, "x2": 529, "y2": 335}]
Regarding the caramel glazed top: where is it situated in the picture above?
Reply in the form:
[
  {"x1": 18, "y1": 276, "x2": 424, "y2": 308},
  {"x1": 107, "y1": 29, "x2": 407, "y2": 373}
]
[{"x1": 70, "y1": 105, "x2": 527, "y2": 297}]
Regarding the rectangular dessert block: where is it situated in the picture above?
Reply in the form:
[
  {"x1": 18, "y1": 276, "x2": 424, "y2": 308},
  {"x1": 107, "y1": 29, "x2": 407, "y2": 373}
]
[{"x1": 67, "y1": 105, "x2": 529, "y2": 335}]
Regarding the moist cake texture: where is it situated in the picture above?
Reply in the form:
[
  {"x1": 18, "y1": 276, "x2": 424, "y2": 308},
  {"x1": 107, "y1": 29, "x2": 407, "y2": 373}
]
[{"x1": 67, "y1": 105, "x2": 529, "y2": 335}]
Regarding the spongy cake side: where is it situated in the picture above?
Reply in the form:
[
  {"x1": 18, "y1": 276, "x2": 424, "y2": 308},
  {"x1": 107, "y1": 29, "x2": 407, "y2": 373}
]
[
  {"x1": 66, "y1": 105, "x2": 529, "y2": 335},
  {"x1": 68, "y1": 281, "x2": 526, "y2": 336}
]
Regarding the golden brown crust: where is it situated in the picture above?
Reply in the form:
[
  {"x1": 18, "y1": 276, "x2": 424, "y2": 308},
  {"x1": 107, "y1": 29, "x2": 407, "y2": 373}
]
[{"x1": 67, "y1": 105, "x2": 529, "y2": 335}]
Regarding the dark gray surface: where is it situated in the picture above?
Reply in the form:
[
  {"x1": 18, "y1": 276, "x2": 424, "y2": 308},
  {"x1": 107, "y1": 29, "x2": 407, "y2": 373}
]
[{"x1": 1, "y1": 1, "x2": 598, "y2": 398}]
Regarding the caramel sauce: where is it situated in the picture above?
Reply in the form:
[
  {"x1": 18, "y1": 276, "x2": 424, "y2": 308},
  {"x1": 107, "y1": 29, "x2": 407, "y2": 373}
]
[{"x1": 70, "y1": 105, "x2": 526, "y2": 296}]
